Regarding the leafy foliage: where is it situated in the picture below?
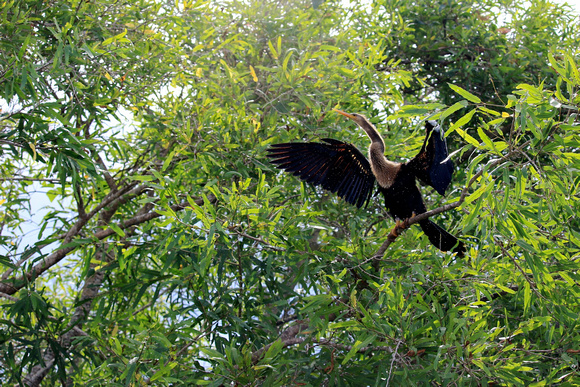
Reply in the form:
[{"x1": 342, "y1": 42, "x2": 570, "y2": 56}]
[
  {"x1": 0, "y1": 0, "x2": 579, "y2": 385},
  {"x1": 366, "y1": 0, "x2": 580, "y2": 106}
]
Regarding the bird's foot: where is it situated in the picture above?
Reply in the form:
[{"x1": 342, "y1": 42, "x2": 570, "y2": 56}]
[
  {"x1": 389, "y1": 219, "x2": 405, "y2": 239},
  {"x1": 388, "y1": 221, "x2": 400, "y2": 240},
  {"x1": 389, "y1": 215, "x2": 416, "y2": 240},
  {"x1": 401, "y1": 213, "x2": 416, "y2": 229}
]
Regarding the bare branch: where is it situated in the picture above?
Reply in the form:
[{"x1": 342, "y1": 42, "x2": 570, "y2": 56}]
[
  {"x1": 0, "y1": 292, "x2": 18, "y2": 301},
  {"x1": 386, "y1": 340, "x2": 402, "y2": 387},
  {"x1": 315, "y1": 338, "x2": 394, "y2": 354},
  {"x1": 23, "y1": 359, "x2": 54, "y2": 387}
]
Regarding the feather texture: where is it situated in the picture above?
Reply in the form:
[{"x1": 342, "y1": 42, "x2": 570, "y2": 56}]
[
  {"x1": 408, "y1": 120, "x2": 454, "y2": 195},
  {"x1": 267, "y1": 139, "x2": 375, "y2": 208}
]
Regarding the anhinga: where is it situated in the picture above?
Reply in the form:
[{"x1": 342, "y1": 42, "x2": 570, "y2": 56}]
[{"x1": 267, "y1": 109, "x2": 465, "y2": 255}]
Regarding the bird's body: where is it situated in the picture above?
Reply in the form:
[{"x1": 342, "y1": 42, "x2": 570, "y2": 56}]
[{"x1": 267, "y1": 110, "x2": 465, "y2": 254}]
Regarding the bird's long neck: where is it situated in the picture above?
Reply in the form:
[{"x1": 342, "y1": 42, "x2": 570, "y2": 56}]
[{"x1": 360, "y1": 121, "x2": 400, "y2": 189}]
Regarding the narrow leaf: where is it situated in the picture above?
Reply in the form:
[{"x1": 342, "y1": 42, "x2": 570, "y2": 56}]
[
  {"x1": 448, "y1": 109, "x2": 476, "y2": 134},
  {"x1": 441, "y1": 101, "x2": 468, "y2": 118},
  {"x1": 448, "y1": 83, "x2": 481, "y2": 103},
  {"x1": 249, "y1": 65, "x2": 258, "y2": 82},
  {"x1": 109, "y1": 223, "x2": 126, "y2": 237}
]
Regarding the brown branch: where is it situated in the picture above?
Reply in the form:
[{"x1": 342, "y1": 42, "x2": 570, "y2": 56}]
[
  {"x1": 0, "y1": 291, "x2": 18, "y2": 301},
  {"x1": 250, "y1": 324, "x2": 401, "y2": 367},
  {"x1": 0, "y1": 183, "x2": 141, "y2": 282},
  {"x1": 93, "y1": 152, "x2": 117, "y2": 191},
  {"x1": 22, "y1": 359, "x2": 54, "y2": 387},
  {"x1": 251, "y1": 320, "x2": 309, "y2": 364},
  {"x1": 41, "y1": 182, "x2": 145, "y2": 245},
  {"x1": 386, "y1": 340, "x2": 403, "y2": 387},
  {"x1": 22, "y1": 193, "x2": 217, "y2": 385},
  {"x1": 0, "y1": 255, "x2": 29, "y2": 281},
  {"x1": 275, "y1": 313, "x2": 299, "y2": 326},
  {"x1": 0, "y1": 194, "x2": 216, "y2": 295},
  {"x1": 314, "y1": 338, "x2": 394, "y2": 354}
]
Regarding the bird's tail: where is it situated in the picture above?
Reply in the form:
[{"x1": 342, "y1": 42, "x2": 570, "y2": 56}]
[{"x1": 419, "y1": 219, "x2": 465, "y2": 255}]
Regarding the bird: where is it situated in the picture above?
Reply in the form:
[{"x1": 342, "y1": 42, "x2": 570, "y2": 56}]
[{"x1": 267, "y1": 109, "x2": 465, "y2": 255}]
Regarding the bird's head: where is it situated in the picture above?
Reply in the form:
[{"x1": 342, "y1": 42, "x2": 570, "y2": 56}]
[
  {"x1": 333, "y1": 108, "x2": 383, "y2": 145},
  {"x1": 333, "y1": 109, "x2": 370, "y2": 128}
]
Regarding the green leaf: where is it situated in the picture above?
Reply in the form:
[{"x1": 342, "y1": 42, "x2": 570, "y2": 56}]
[
  {"x1": 268, "y1": 41, "x2": 277, "y2": 60},
  {"x1": 342, "y1": 335, "x2": 377, "y2": 365},
  {"x1": 456, "y1": 128, "x2": 480, "y2": 147},
  {"x1": 448, "y1": 83, "x2": 482, "y2": 103},
  {"x1": 477, "y1": 127, "x2": 494, "y2": 151},
  {"x1": 462, "y1": 182, "x2": 489, "y2": 206},
  {"x1": 523, "y1": 282, "x2": 531, "y2": 315},
  {"x1": 448, "y1": 109, "x2": 476, "y2": 134},
  {"x1": 108, "y1": 223, "x2": 126, "y2": 237},
  {"x1": 478, "y1": 106, "x2": 501, "y2": 116},
  {"x1": 161, "y1": 150, "x2": 176, "y2": 172},
  {"x1": 548, "y1": 53, "x2": 566, "y2": 78},
  {"x1": 262, "y1": 339, "x2": 283, "y2": 361},
  {"x1": 441, "y1": 100, "x2": 468, "y2": 118}
]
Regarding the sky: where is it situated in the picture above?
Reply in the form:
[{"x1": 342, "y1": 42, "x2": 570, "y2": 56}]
[
  {"x1": 567, "y1": 0, "x2": 580, "y2": 10},
  {"x1": 559, "y1": 0, "x2": 580, "y2": 12}
]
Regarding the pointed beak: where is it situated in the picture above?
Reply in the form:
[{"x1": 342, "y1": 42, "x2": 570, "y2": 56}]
[{"x1": 333, "y1": 108, "x2": 357, "y2": 120}]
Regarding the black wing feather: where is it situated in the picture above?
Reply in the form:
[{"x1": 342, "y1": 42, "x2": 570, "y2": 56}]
[
  {"x1": 408, "y1": 120, "x2": 454, "y2": 195},
  {"x1": 267, "y1": 140, "x2": 375, "y2": 208}
]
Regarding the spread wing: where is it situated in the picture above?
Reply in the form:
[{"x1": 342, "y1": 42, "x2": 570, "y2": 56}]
[
  {"x1": 408, "y1": 120, "x2": 454, "y2": 195},
  {"x1": 267, "y1": 139, "x2": 376, "y2": 208}
]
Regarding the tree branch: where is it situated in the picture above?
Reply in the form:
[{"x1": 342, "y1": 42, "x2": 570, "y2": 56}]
[
  {"x1": 21, "y1": 193, "x2": 217, "y2": 385},
  {"x1": 22, "y1": 359, "x2": 54, "y2": 387},
  {"x1": 251, "y1": 320, "x2": 309, "y2": 364},
  {"x1": 0, "y1": 194, "x2": 216, "y2": 295},
  {"x1": 314, "y1": 338, "x2": 394, "y2": 354}
]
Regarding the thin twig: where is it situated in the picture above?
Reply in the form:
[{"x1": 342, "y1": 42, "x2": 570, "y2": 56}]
[
  {"x1": 0, "y1": 177, "x2": 60, "y2": 183},
  {"x1": 315, "y1": 338, "x2": 393, "y2": 354},
  {"x1": 386, "y1": 340, "x2": 402, "y2": 387}
]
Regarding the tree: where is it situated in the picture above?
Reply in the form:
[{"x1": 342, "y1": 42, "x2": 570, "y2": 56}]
[
  {"x1": 365, "y1": 0, "x2": 580, "y2": 106},
  {"x1": 0, "y1": 0, "x2": 579, "y2": 385}
]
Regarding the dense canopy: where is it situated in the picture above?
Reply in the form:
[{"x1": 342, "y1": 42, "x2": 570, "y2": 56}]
[{"x1": 1, "y1": 0, "x2": 580, "y2": 385}]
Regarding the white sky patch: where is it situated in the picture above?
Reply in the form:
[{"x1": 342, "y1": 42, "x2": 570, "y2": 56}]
[{"x1": 562, "y1": 0, "x2": 580, "y2": 12}]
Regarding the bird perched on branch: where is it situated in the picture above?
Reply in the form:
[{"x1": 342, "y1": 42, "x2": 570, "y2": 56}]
[{"x1": 267, "y1": 109, "x2": 465, "y2": 255}]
